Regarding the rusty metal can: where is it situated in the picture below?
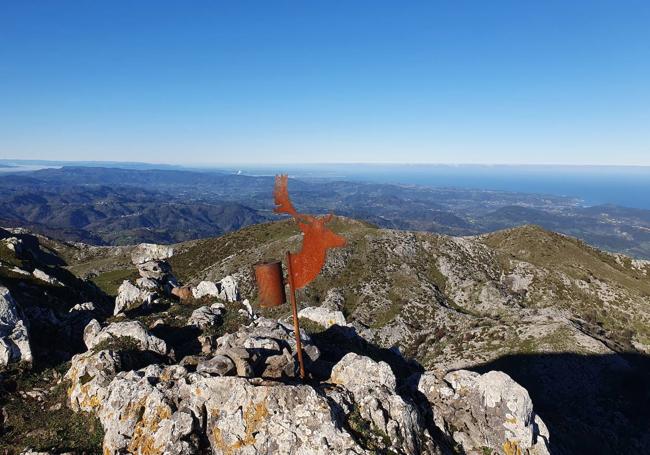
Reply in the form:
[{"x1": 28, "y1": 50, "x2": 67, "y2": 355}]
[{"x1": 253, "y1": 260, "x2": 286, "y2": 308}]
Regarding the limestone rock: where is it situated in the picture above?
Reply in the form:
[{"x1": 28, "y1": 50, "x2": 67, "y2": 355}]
[
  {"x1": 135, "y1": 277, "x2": 159, "y2": 290},
  {"x1": 0, "y1": 286, "x2": 32, "y2": 369},
  {"x1": 417, "y1": 369, "x2": 550, "y2": 455},
  {"x1": 137, "y1": 260, "x2": 172, "y2": 280},
  {"x1": 130, "y1": 243, "x2": 174, "y2": 265},
  {"x1": 66, "y1": 349, "x2": 123, "y2": 413},
  {"x1": 192, "y1": 280, "x2": 220, "y2": 299},
  {"x1": 32, "y1": 268, "x2": 63, "y2": 286},
  {"x1": 86, "y1": 365, "x2": 369, "y2": 454},
  {"x1": 99, "y1": 365, "x2": 197, "y2": 455},
  {"x1": 114, "y1": 280, "x2": 155, "y2": 315},
  {"x1": 83, "y1": 319, "x2": 167, "y2": 355},
  {"x1": 218, "y1": 275, "x2": 239, "y2": 302},
  {"x1": 187, "y1": 303, "x2": 225, "y2": 330},
  {"x1": 2, "y1": 236, "x2": 22, "y2": 253},
  {"x1": 329, "y1": 353, "x2": 423, "y2": 454},
  {"x1": 68, "y1": 302, "x2": 97, "y2": 313},
  {"x1": 191, "y1": 276, "x2": 240, "y2": 302},
  {"x1": 197, "y1": 376, "x2": 364, "y2": 454},
  {"x1": 83, "y1": 318, "x2": 102, "y2": 348},
  {"x1": 299, "y1": 305, "x2": 347, "y2": 329},
  {"x1": 241, "y1": 298, "x2": 256, "y2": 319},
  {"x1": 215, "y1": 317, "x2": 320, "y2": 379},
  {"x1": 196, "y1": 354, "x2": 236, "y2": 376}
]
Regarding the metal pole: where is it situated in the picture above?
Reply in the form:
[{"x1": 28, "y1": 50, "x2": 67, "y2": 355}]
[{"x1": 286, "y1": 251, "x2": 306, "y2": 380}]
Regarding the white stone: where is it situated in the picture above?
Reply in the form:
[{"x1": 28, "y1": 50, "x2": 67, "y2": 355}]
[
  {"x1": 217, "y1": 275, "x2": 239, "y2": 302},
  {"x1": 418, "y1": 369, "x2": 550, "y2": 455},
  {"x1": 330, "y1": 352, "x2": 396, "y2": 390},
  {"x1": 0, "y1": 286, "x2": 32, "y2": 368},
  {"x1": 83, "y1": 319, "x2": 167, "y2": 355},
  {"x1": 69, "y1": 302, "x2": 97, "y2": 313},
  {"x1": 192, "y1": 281, "x2": 220, "y2": 299},
  {"x1": 298, "y1": 306, "x2": 346, "y2": 329},
  {"x1": 187, "y1": 303, "x2": 225, "y2": 329},
  {"x1": 32, "y1": 268, "x2": 63, "y2": 286},
  {"x1": 130, "y1": 243, "x2": 174, "y2": 265},
  {"x1": 114, "y1": 280, "x2": 155, "y2": 315}
]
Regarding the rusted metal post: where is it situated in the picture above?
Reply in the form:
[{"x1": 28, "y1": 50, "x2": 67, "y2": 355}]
[
  {"x1": 286, "y1": 251, "x2": 306, "y2": 380},
  {"x1": 253, "y1": 260, "x2": 286, "y2": 308}
]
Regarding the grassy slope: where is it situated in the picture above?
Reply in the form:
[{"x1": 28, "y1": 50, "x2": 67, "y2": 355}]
[{"x1": 480, "y1": 225, "x2": 650, "y2": 349}]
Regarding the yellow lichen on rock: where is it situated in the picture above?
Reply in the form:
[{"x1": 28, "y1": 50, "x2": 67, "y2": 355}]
[
  {"x1": 211, "y1": 400, "x2": 269, "y2": 455},
  {"x1": 126, "y1": 404, "x2": 172, "y2": 455},
  {"x1": 503, "y1": 440, "x2": 523, "y2": 455}
]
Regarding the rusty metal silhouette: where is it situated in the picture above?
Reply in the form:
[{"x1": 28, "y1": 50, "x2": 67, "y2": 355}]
[{"x1": 274, "y1": 174, "x2": 346, "y2": 289}]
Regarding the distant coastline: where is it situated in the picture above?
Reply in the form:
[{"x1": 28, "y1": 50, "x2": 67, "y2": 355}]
[{"x1": 2, "y1": 160, "x2": 650, "y2": 210}]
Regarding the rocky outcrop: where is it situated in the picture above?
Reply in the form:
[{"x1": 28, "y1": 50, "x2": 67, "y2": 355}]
[
  {"x1": 67, "y1": 352, "x2": 440, "y2": 454},
  {"x1": 31, "y1": 268, "x2": 63, "y2": 286},
  {"x1": 113, "y1": 243, "x2": 180, "y2": 315},
  {"x1": 417, "y1": 370, "x2": 550, "y2": 455},
  {"x1": 212, "y1": 317, "x2": 320, "y2": 379},
  {"x1": 62, "y1": 297, "x2": 552, "y2": 455},
  {"x1": 0, "y1": 286, "x2": 32, "y2": 369},
  {"x1": 329, "y1": 353, "x2": 429, "y2": 454},
  {"x1": 218, "y1": 275, "x2": 239, "y2": 302}
]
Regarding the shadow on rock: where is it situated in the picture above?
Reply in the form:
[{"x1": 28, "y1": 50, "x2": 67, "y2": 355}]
[
  {"x1": 471, "y1": 352, "x2": 650, "y2": 454},
  {"x1": 309, "y1": 325, "x2": 423, "y2": 384}
]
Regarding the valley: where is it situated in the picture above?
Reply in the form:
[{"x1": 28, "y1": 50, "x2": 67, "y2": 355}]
[{"x1": 2, "y1": 166, "x2": 650, "y2": 258}]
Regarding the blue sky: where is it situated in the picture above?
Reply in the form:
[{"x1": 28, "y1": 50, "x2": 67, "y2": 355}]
[{"x1": 1, "y1": 1, "x2": 649, "y2": 165}]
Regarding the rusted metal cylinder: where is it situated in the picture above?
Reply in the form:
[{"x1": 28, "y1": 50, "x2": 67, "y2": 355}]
[{"x1": 253, "y1": 260, "x2": 286, "y2": 308}]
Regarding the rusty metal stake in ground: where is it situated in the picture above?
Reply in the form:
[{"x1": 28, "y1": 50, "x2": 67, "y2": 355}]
[
  {"x1": 272, "y1": 174, "x2": 347, "y2": 381},
  {"x1": 285, "y1": 251, "x2": 306, "y2": 379}
]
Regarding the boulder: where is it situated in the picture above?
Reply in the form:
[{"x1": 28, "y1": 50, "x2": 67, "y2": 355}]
[
  {"x1": 114, "y1": 280, "x2": 155, "y2": 315},
  {"x1": 83, "y1": 319, "x2": 167, "y2": 355},
  {"x1": 137, "y1": 260, "x2": 172, "y2": 280},
  {"x1": 298, "y1": 305, "x2": 347, "y2": 329},
  {"x1": 187, "y1": 303, "x2": 225, "y2": 330},
  {"x1": 241, "y1": 299, "x2": 256, "y2": 319},
  {"x1": 192, "y1": 281, "x2": 220, "y2": 299},
  {"x1": 417, "y1": 369, "x2": 550, "y2": 455},
  {"x1": 66, "y1": 348, "x2": 123, "y2": 413},
  {"x1": 0, "y1": 286, "x2": 32, "y2": 369},
  {"x1": 197, "y1": 376, "x2": 364, "y2": 454},
  {"x1": 130, "y1": 243, "x2": 174, "y2": 265},
  {"x1": 86, "y1": 365, "x2": 369, "y2": 454},
  {"x1": 196, "y1": 354, "x2": 236, "y2": 376},
  {"x1": 329, "y1": 353, "x2": 424, "y2": 454},
  {"x1": 218, "y1": 275, "x2": 239, "y2": 302},
  {"x1": 68, "y1": 302, "x2": 97, "y2": 313},
  {"x1": 98, "y1": 365, "x2": 196, "y2": 455}
]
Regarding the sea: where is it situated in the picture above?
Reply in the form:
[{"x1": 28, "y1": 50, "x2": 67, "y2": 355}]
[
  {"x1": 226, "y1": 164, "x2": 650, "y2": 210},
  {"x1": 2, "y1": 161, "x2": 649, "y2": 210}
]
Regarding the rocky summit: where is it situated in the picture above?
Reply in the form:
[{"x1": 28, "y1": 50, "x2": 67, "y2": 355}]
[{"x1": 0, "y1": 219, "x2": 649, "y2": 454}]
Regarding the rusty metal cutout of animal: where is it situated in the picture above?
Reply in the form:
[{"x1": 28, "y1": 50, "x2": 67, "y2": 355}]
[{"x1": 273, "y1": 174, "x2": 347, "y2": 289}]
